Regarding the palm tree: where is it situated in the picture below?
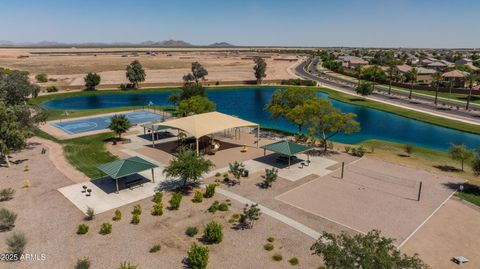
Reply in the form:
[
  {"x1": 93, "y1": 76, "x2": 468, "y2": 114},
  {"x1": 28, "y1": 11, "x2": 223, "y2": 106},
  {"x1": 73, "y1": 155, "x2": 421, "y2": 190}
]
[
  {"x1": 355, "y1": 66, "x2": 363, "y2": 87},
  {"x1": 387, "y1": 64, "x2": 396, "y2": 95},
  {"x1": 406, "y1": 69, "x2": 418, "y2": 100},
  {"x1": 465, "y1": 74, "x2": 478, "y2": 110},
  {"x1": 431, "y1": 73, "x2": 443, "y2": 106}
]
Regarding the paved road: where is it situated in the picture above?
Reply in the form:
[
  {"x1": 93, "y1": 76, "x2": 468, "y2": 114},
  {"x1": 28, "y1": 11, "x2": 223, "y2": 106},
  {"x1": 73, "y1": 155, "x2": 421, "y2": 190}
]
[{"x1": 294, "y1": 57, "x2": 480, "y2": 125}]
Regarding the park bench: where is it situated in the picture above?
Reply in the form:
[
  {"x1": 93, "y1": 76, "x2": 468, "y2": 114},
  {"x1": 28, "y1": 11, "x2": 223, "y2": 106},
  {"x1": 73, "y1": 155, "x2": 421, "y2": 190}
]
[{"x1": 125, "y1": 177, "x2": 144, "y2": 190}]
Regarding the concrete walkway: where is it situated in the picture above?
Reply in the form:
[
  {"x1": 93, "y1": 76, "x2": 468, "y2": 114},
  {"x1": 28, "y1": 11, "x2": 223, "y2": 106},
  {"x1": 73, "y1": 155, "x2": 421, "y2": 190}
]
[{"x1": 216, "y1": 187, "x2": 321, "y2": 239}]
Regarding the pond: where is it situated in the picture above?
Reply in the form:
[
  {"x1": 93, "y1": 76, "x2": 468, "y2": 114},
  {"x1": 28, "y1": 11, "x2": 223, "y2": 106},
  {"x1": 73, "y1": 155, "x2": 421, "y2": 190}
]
[{"x1": 41, "y1": 88, "x2": 480, "y2": 151}]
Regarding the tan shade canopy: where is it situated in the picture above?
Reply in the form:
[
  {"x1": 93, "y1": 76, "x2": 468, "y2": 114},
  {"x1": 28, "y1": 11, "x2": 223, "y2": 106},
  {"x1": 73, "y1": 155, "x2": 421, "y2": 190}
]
[{"x1": 153, "y1": 111, "x2": 258, "y2": 138}]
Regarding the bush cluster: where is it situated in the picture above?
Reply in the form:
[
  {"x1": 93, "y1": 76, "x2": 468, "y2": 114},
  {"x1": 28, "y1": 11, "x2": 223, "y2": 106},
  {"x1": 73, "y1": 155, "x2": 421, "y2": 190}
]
[
  {"x1": 187, "y1": 243, "x2": 209, "y2": 269},
  {"x1": 204, "y1": 184, "x2": 216, "y2": 198},
  {"x1": 113, "y1": 209, "x2": 122, "y2": 221},
  {"x1": 77, "y1": 224, "x2": 89, "y2": 235},
  {"x1": 203, "y1": 221, "x2": 223, "y2": 244},
  {"x1": 192, "y1": 190, "x2": 203, "y2": 203},
  {"x1": 185, "y1": 226, "x2": 199, "y2": 237},
  {"x1": 169, "y1": 192, "x2": 182, "y2": 210},
  {"x1": 99, "y1": 223, "x2": 112, "y2": 235},
  {"x1": 0, "y1": 188, "x2": 15, "y2": 201}
]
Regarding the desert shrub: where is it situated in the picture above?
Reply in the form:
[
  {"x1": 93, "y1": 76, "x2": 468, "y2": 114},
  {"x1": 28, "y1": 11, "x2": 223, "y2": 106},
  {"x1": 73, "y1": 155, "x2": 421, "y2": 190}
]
[
  {"x1": 6, "y1": 231, "x2": 27, "y2": 257},
  {"x1": 152, "y1": 192, "x2": 163, "y2": 203},
  {"x1": 238, "y1": 204, "x2": 262, "y2": 229},
  {"x1": 351, "y1": 146, "x2": 366, "y2": 157},
  {"x1": 208, "y1": 201, "x2": 220, "y2": 213},
  {"x1": 118, "y1": 261, "x2": 138, "y2": 269},
  {"x1": 75, "y1": 257, "x2": 91, "y2": 269},
  {"x1": 151, "y1": 203, "x2": 163, "y2": 216},
  {"x1": 218, "y1": 203, "x2": 229, "y2": 211},
  {"x1": 35, "y1": 73, "x2": 48, "y2": 83},
  {"x1": 99, "y1": 223, "x2": 112, "y2": 235},
  {"x1": 169, "y1": 192, "x2": 182, "y2": 210},
  {"x1": 46, "y1": 86, "x2": 58, "y2": 92},
  {"x1": 85, "y1": 207, "x2": 95, "y2": 220},
  {"x1": 264, "y1": 243, "x2": 274, "y2": 251},
  {"x1": 262, "y1": 168, "x2": 278, "y2": 188},
  {"x1": 113, "y1": 209, "x2": 122, "y2": 221},
  {"x1": 185, "y1": 226, "x2": 199, "y2": 237},
  {"x1": 203, "y1": 221, "x2": 223, "y2": 244},
  {"x1": 272, "y1": 253, "x2": 283, "y2": 261},
  {"x1": 0, "y1": 207, "x2": 17, "y2": 230},
  {"x1": 404, "y1": 144, "x2": 414, "y2": 156},
  {"x1": 192, "y1": 190, "x2": 203, "y2": 203},
  {"x1": 132, "y1": 204, "x2": 142, "y2": 215},
  {"x1": 77, "y1": 224, "x2": 89, "y2": 235},
  {"x1": 187, "y1": 243, "x2": 209, "y2": 269},
  {"x1": 214, "y1": 172, "x2": 221, "y2": 177},
  {"x1": 0, "y1": 188, "x2": 15, "y2": 201},
  {"x1": 289, "y1": 257, "x2": 299, "y2": 265},
  {"x1": 228, "y1": 213, "x2": 240, "y2": 223},
  {"x1": 131, "y1": 214, "x2": 140, "y2": 224},
  {"x1": 149, "y1": 244, "x2": 161, "y2": 253},
  {"x1": 267, "y1": 237, "x2": 275, "y2": 243},
  {"x1": 22, "y1": 180, "x2": 30, "y2": 189},
  {"x1": 204, "y1": 184, "x2": 216, "y2": 198},
  {"x1": 344, "y1": 146, "x2": 351, "y2": 153}
]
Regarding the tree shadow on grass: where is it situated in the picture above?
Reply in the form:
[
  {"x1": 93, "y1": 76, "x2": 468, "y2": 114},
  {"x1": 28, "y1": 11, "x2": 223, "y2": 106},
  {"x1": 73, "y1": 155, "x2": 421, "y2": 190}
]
[
  {"x1": 349, "y1": 98, "x2": 366, "y2": 102},
  {"x1": 434, "y1": 165, "x2": 462, "y2": 173},
  {"x1": 444, "y1": 182, "x2": 480, "y2": 196}
]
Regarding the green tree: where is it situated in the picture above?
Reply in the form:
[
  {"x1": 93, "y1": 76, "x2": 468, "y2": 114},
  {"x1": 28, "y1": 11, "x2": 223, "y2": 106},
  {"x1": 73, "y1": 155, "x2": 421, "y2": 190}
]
[
  {"x1": 311, "y1": 230, "x2": 429, "y2": 269},
  {"x1": 472, "y1": 157, "x2": 480, "y2": 176},
  {"x1": 361, "y1": 65, "x2": 385, "y2": 90},
  {"x1": 184, "y1": 62, "x2": 208, "y2": 83},
  {"x1": 387, "y1": 64, "x2": 396, "y2": 95},
  {"x1": 356, "y1": 82, "x2": 373, "y2": 96},
  {"x1": 465, "y1": 74, "x2": 479, "y2": 110},
  {"x1": 406, "y1": 69, "x2": 418, "y2": 99},
  {"x1": 187, "y1": 243, "x2": 209, "y2": 269},
  {"x1": 228, "y1": 161, "x2": 246, "y2": 184},
  {"x1": 449, "y1": 144, "x2": 474, "y2": 171},
  {"x1": 84, "y1": 72, "x2": 101, "y2": 91},
  {"x1": 163, "y1": 147, "x2": 214, "y2": 186},
  {"x1": 266, "y1": 88, "x2": 316, "y2": 134},
  {"x1": 431, "y1": 73, "x2": 443, "y2": 106},
  {"x1": 0, "y1": 70, "x2": 36, "y2": 106},
  {"x1": 35, "y1": 73, "x2": 48, "y2": 83},
  {"x1": 126, "y1": 60, "x2": 146, "y2": 88},
  {"x1": 306, "y1": 99, "x2": 360, "y2": 151},
  {"x1": 238, "y1": 203, "x2": 261, "y2": 229},
  {"x1": 108, "y1": 114, "x2": 132, "y2": 140},
  {"x1": 178, "y1": 96, "x2": 216, "y2": 116},
  {"x1": 253, "y1": 56, "x2": 267, "y2": 84}
]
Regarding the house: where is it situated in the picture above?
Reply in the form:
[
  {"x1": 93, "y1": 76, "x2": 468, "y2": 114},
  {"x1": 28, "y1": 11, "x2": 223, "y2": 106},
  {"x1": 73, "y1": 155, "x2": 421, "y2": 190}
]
[
  {"x1": 439, "y1": 60, "x2": 454, "y2": 67},
  {"x1": 427, "y1": 61, "x2": 448, "y2": 71},
  {"x1": 415, "y1": 67, "x2": 437, "y2": 84},
  {"x1": 339, "y1": 56, "x2": 369, "y2": 69},
  {"x1": 395, "y1": 64, "x2": 413, "y2": 74},
  {"x1": 407, "y1": 57, "x2": 420, "y2": 65},
  {"x1": 455, "y1": 58, "x2": 473, "y2": 66},
  {"x1": 420, "y1": 59, "x2": 433, "y2": 66},
  {"x1": 442, "y1": 70, "x2": 470, "y2": 88}
]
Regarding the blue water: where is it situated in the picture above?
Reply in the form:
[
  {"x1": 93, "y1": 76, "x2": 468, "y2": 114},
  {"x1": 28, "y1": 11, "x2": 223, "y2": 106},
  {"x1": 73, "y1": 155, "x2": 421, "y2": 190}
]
[
  {"x1": 41, "y1": 88, "x2": 480, "y2": 151},
  {"x1": 52, "y1": 111, "x2": 164, "y2": 134}
]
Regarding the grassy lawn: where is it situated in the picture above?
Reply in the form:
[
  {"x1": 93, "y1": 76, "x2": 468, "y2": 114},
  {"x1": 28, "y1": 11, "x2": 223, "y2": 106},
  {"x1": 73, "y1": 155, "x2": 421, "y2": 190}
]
[{"x1": 34, "y1": 129, "x2": 117, "y2": 179}]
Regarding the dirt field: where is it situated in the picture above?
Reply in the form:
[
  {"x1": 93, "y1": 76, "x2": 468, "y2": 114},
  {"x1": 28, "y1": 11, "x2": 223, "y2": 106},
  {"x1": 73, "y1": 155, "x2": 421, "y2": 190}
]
[
  {"x1": 0, "y1": 48, "x2": 299, "y2": 88},
  {"x1": 0, "y1": 143, "x2": 323, "y2": 269}
]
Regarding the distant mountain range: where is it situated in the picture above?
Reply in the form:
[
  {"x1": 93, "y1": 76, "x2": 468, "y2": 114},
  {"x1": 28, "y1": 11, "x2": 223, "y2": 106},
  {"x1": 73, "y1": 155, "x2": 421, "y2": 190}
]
[{"x1": 0, "y1": 39, "x2": 236, "y2": 48}]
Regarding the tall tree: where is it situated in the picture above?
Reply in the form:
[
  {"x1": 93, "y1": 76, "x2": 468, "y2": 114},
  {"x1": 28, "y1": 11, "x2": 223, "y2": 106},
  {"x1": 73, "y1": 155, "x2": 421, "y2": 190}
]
[
  {"x1": 0, "y1": 101, "x2": 31, "y2": 167},
  {"x1": 431, "y1": 73, "x2": 443, "y2": 106},
  {"x1": 108, "y1": 114, "x2": 132, "y2": 140},
  {"x1": 0, "y1": 70, "x2": 36, "y2": 106},
  {"x1": 184, "y1": 62, "x2": 208, "y2": 83},
  {"x1": 465, "y1": 74, "x2": 478, "y2": 110},
  {"x1": 253, "y1": 57, "x2": 267, "y2": 84},
  {"x1": 356, "y1": 82, "x2": 373, "y2": 96},
  {"x1": 177, "y1": 96, "x2": 216, "y2": 116},
  {"x1": 387, "y1": 64, "x2": 396, "y2": 95},
  {"x1": 306, "y1": 99, "x2": 360, "y2": 151},
  {"x1": 266, "y1": 88, "x2": 316, "y2": 134},
  {"x1": 311, "y1": 230, "x2": 429, "y2": 269},
  {"x1": 84, "y1": 72, "x2": 101, "y2": 91},
  {"x1": 406, "y1": 69, "x2": 418, "y2": 99},
  {"x1": 163, "y1": 147, "x2": 214, "y2": 186},
  {"x1": 126, "y1": 60, "x2": 146, "y2": 88},
  {"x1": 449, "y1": 144, "x2": 474, "y2": 171}
]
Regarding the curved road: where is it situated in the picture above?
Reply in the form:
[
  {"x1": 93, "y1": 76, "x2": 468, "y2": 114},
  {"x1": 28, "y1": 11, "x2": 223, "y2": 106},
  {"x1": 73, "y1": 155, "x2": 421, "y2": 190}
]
[{"x1": 294, "y1": 57, "x2": 480, "y2": 125}]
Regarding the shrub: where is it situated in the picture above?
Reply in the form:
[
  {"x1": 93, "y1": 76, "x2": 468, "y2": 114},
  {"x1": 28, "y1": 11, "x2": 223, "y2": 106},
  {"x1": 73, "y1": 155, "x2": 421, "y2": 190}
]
[
  {"x1": 218, "y1": 203, "x2": 229, "y2": 211},
  {"x1": 75, "y1": 258, "x2": 91, "y2": 269},
  {"x1": 46, "y1": 86, "x2": 58, "y2": 92},
  {"x1": 351, "y1": 146, "x2": 366, "y2": 157},
  {"x1": 85, "y1": 207, "x2": 95, "y2": 220},
  {"x1": 77, "y1": 224, "x2": 89, "y2": 235},
  {"x1": 344, "y1": 146, "x2": 351, "y2": 153},
  {"x1": 192, "y1": 190, "x2": 203, "y2": 203},
  {"x1": 404, "y1": 144, "x2": 414, "y2": 156},
  {"x1": 113, "y1": 209, "x2": 122, "y2": 221},
  {"x1": 228, "y1": 213, "x2": 240, "y2": 223},
  {"x1": 35, "y1": 73, "x2": 48, "y2": 83},
  {"x1": 289, "y1": 257, "x2": 299, "y2": 265},
  {"x1": 204, "y1": 184, "x2": 216, "y2": 198},
  {"x1": 228, "y1": 161, "x2": 246, "y2": 183},
  {"x1": 169, "y1": 192, "x2": 182, "y2": 210},
  {"x1": 203, "y1": 221, "x2": 223, "y2": 244},
  {"x1": 152, "y1": 192, "x2": 163, "y2": 203},
  {"x1": 262, "y1": 168, "x2": 278, "y2": 188},
  {"x1": 0, "y1": 188, "x2": 15, "y2": 201},
  {"x1": 118, "y1": 261, "x2": 138, "y2": 269},
  {"x1": 238, "y1": 204, "x2": 262, "y2": 229},
  {"x1": 187, "y1": 243, "x2": 209, "y2": 269},
  {"x1": 6, "y1": 231, "x2": 27, "y2": 256},
  {"x1": 208, "y1": 201, "x2": 220, "y2": 213},
  {"x1": 264, "y1": 243, "x2": 274, "y2": 251},
  {"x1": 149, "y1": 244, "x2": 161, "y2": 253},
  {"x1": 99, "y1": 223, "x2": 112, "y2": 235},
  {"x1": 272, "y1": 253, "x2": 283, "y2": 261},
  {"x1": 131, "y1": 214, "x2": 140, "y2": 224},
  {"x1": 267, "y1": 237, "x2": 275, "y2": 243},
  {"x1": 185, "y1": 226, "x2": 199, "y2": 237},
  {"x1": 0, "y1": 207, "x2": 17, "y2": 230},
  {"x1": 214, "y1": 172, "x2": 221, "y2": 177},
  {"x1": 151, "y1": 203, "x2": 164, "y2": 216},
  {"x1": 132, "y1": 204, "x2": 142, "y2": 215}
]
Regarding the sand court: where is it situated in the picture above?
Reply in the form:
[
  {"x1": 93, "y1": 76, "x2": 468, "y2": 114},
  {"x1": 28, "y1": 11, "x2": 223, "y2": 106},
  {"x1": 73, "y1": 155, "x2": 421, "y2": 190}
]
[{"x1": 276, "y1": 157, "x2": 461, "y2": 245}]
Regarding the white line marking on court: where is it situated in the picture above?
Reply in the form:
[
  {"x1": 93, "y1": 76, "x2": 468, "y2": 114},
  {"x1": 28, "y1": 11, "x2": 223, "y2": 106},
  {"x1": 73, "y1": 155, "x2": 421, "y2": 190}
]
[{"x1": 397, "y1": 190, "x2": 457, "y2": 249}]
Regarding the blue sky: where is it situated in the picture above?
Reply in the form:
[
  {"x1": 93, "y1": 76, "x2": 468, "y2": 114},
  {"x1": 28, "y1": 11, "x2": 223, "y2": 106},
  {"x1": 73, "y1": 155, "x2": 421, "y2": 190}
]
[{"x1": 1, "y1": 0, "x2": 478, "y2": 48}]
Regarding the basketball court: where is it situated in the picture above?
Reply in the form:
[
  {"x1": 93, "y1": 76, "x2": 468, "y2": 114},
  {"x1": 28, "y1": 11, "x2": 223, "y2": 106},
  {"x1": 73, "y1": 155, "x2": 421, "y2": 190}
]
[{"x1": 276, "y1": 158, "x2": 460, "y2": 245}]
